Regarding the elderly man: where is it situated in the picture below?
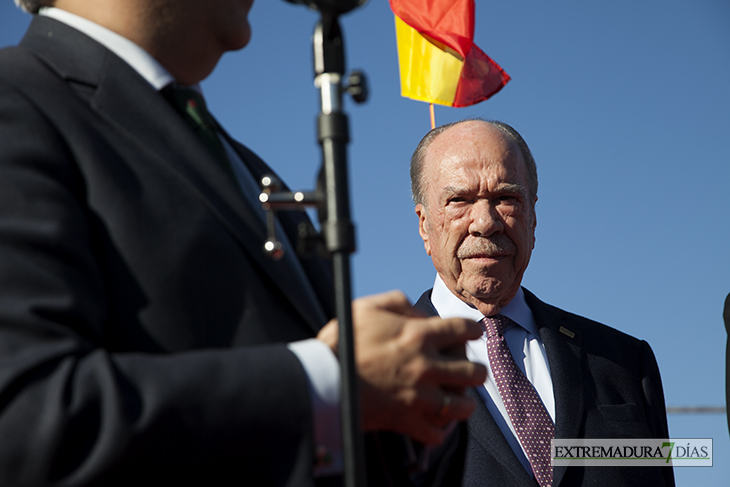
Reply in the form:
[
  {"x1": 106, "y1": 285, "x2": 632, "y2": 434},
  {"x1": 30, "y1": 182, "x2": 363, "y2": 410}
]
[
  {"x1": 0, "y1": 1, "x2": 487, "y2": 485},
  {"x1": 411, "y1": 119, "x2": 675, "y2": 487}
]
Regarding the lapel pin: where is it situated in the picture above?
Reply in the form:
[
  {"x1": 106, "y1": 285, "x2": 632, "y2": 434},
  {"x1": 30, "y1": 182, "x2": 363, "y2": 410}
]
[{"x1": 559, "y1": 326, "x2": 575, "y2": 338}]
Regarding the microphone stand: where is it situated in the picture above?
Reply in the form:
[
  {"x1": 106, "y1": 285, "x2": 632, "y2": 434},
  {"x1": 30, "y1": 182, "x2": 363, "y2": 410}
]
[
  {"x1": 314, "y1": 12, "x2": 365, "y2": 487},
  {"x1": 260, "y1": 9, "x2": 368, "y2": 487}
]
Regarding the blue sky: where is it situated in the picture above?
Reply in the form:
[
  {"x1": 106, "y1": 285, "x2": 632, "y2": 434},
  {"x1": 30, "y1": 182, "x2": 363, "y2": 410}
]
[{"x1": 2, "y1": 1, "x2": 729, "y2": 484}]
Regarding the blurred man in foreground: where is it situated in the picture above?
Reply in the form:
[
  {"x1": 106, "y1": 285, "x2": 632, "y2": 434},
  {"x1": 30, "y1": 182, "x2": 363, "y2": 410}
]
[{"x1": 0, "y1": 1, "x2": 486, "y2": 485}]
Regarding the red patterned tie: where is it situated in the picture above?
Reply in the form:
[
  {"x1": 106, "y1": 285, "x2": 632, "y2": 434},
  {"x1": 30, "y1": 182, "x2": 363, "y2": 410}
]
[{"x1": 483, "y1": 315, "x2": 554, "y2": 487}]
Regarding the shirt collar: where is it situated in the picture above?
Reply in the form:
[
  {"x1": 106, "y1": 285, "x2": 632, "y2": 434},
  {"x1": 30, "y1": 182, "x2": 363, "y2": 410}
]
[
  {"x1": 430, "y1": 274, "x2": 538, "y2": 335},
  {"x1": 39, "y1": 7, "x2": 175, "y2": 90}
]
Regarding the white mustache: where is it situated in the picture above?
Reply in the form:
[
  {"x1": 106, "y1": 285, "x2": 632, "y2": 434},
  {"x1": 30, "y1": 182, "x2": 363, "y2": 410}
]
[{"x1": 457, "y1": 234, "x2": 516, "y2": 259}]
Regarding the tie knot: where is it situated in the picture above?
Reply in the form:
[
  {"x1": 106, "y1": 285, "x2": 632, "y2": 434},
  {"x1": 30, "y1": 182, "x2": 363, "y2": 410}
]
[
  {"x1": 161, "y1": 85, "x2": 216, "y2": 131},
  {"x1": 482, "y1": 315, "x2": 512, "y2": 338},
  {"x1": 160, "y1": 85, "x2": 234, "y2": 178}
]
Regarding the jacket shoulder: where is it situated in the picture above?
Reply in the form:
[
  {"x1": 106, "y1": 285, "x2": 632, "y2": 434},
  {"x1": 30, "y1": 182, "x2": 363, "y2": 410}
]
[
  {"x1": 414, "y1": 289, "x2": 438, "y2": 317},
  {"x1": 523, "y1": 288, "x2": 649, "y2": 355},
  {"x1": 0, "y1": 45, "x2": 46, "y2": 84}
]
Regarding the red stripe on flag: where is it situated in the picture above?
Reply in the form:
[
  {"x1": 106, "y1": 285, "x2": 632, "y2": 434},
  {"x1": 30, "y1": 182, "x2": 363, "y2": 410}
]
[{"x1": 453, "y1": 44, "x2": 511, "y2": 107}]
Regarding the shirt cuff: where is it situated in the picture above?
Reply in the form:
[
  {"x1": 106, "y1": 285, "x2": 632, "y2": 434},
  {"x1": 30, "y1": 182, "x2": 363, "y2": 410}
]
[{"x1": 287, "y1": 338, "x2": 342, "y2": 476}]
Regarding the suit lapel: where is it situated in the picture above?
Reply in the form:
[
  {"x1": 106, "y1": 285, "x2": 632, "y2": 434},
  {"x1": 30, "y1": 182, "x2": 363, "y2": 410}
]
[
  {"x1": 466, "y1": 388, "x2": 536, "y2": 485},
  {"x1": 21, "y1": 16, "x2": 329, "y2": 332},
  {"x1": 425, "y1": 286, "x2": 590, "y2": 487},
  {"x1": 417, "y1": 290, "x2": 534, "y2": 485},
  {"x1": 525, "y1": 290, "x2": 584, "y2": 487}
]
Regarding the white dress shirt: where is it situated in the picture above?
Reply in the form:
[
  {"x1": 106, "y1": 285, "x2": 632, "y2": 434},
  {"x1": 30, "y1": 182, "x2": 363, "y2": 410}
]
[
  {"x1": 430, "y1": 274, "x2": 555, "y2": 475},
  {"x1": 39, "y1": 7, "x2": 342, "y2": 475}
]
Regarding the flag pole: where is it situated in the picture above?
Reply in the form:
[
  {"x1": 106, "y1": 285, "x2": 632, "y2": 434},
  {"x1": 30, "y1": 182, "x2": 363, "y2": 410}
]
[{"x1": 429, "y1": 103, "x2": 436, "y2": 129}]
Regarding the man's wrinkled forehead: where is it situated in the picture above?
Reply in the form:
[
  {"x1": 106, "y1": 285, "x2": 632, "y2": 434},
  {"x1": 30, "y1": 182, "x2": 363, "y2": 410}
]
[{"x1": 423, "y1": 122, "x2": 525, "y2": 188}]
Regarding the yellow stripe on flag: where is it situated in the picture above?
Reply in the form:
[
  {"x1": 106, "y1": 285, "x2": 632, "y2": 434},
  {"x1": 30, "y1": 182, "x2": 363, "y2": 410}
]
[{"x1": 395, "y1": 15, "x2": 464, "y2": 107}]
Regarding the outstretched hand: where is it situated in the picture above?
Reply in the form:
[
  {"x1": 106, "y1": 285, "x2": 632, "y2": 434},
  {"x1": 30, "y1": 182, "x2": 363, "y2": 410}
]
[{"x1": 317, "y1": 290, "x2": 487, "y2": 445}]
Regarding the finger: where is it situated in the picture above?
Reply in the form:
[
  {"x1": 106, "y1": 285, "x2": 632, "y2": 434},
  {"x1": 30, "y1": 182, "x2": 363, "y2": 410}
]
[
  {"x1": 355, "y1": 289, "x2": 408, "y2": 309},
  {"x1": 398, "y1": 406, "x2": 460, "y2": 445},
  {"x1": 430, "y1": 393, "x2": 455, "y2": 429},
  {"x1": 426, "y1": 388, "x2": 477, "y2": 421},
  {"x1": 355, "y1": 290, "x2": 423, "y2": 317},
  {"x1": 437, "y1": 393, "x2": 476, "y2": 422},
  {"x1": 441, "y1": 342, "x2": 469, "y2": 359},
  {"x1": 423, "y1": 358, "x2": 487, "y2": 388},
  {"x1": 416, "y1": 317, "x2": 485, "y2": 349},
  {"x1": 413, "y1": 395, "x2": 477, "y2": 440},
  {"x1": 316, "y1": 319, "x2": 339, "y2": 354}
]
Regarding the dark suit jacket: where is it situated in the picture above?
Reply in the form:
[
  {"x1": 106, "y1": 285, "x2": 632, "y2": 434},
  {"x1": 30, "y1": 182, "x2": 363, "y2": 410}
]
[
  {"x1": 0, "y1": 16, "x2": 349, "y2": 487},
  {"x1": 722, "y1": 294, "x2": 730, "y2": 431},
  {"x1": 415, "y1": 288, "x2": 675, "y2": 487}
]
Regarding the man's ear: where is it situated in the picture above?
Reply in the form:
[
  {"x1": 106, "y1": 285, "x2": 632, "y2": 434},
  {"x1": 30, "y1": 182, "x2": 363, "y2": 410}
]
[
  {"x1": 531, "y1": 195, "x2": 538, "y2": 249},
  {"x1": 415, "y1": 204, "x2": 431, "y2": 256}
]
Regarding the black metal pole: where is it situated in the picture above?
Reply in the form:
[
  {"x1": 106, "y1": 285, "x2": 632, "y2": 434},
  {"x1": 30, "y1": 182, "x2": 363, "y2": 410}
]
[{"x1": 313, "y1": 14, "x2": 366, "y2": 487}]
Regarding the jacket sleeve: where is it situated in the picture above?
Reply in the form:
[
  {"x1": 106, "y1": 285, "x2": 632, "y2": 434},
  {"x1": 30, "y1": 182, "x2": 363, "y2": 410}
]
[{"x1": 640, "y1": 340, "x2": 676, "y2": 487}]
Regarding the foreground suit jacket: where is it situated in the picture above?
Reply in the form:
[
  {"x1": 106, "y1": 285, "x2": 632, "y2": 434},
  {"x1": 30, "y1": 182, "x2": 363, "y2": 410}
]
[
  {"x1": 415, "y1": 288, "x2": 675, "y2": 487},
  {"x1": 0, "y1": 16, "x2": 350, "y2": 486}
]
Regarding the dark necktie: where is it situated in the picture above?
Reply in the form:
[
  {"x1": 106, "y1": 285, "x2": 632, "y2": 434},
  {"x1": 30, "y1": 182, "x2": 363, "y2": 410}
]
[
  {"x1": 161, "y1": 85, "x2": 236, "y2": 181},
  {"x1": 483, "y1": 315, "x2": 554, "y2": 487}
]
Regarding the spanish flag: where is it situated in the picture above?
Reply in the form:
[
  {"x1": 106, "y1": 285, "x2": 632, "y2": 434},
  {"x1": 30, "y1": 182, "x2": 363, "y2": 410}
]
[{"x1": 389, "y1": 0, "x2": 510, "y2": 108}]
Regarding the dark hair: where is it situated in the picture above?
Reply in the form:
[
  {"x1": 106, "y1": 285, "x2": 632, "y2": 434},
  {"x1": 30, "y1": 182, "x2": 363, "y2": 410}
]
[
  {"x1": 410, "y1": 118, "x2": 538, "y2": 207},
  {"x1": 14, "y1": 0, "x2": 51, "y2": 14}
]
